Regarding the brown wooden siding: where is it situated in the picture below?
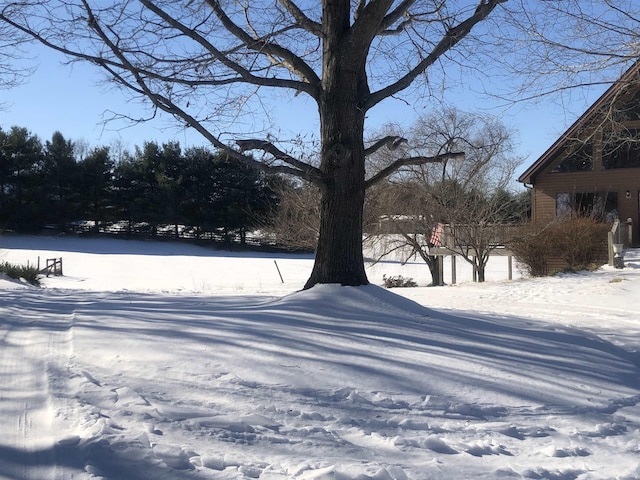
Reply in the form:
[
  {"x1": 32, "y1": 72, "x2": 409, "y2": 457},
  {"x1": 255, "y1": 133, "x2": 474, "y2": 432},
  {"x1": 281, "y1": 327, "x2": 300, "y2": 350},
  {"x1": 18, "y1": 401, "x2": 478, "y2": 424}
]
[{"x1": 531, "y1": 167, "x2": 640, "y2": 244}]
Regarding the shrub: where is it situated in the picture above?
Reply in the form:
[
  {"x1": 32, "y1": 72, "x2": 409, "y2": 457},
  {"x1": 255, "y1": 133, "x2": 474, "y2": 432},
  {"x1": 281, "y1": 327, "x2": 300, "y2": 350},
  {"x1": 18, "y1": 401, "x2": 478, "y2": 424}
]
[
  {"x1": 0, "y1": 261, "x2": 41, "y2": 286},
  {"x1": 382, "y1": 274, "x2": 417, "y2": 288},
  {"x1": 509, "y1": 230, "x2": 549, "y2": 277},
  {"x1": 546, "y1": 217, "x2": 609, "y2": 268},
  {"x1": 509, "y1": 218, "x2": 609, "y2": 277}
]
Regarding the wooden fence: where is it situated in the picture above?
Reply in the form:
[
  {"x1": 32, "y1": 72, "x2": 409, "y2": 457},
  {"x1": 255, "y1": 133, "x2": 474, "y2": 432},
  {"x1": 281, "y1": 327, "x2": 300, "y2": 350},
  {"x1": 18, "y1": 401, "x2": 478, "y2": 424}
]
[{"x1": 38, "y1": 257, "x2": 63, "y2": 276}]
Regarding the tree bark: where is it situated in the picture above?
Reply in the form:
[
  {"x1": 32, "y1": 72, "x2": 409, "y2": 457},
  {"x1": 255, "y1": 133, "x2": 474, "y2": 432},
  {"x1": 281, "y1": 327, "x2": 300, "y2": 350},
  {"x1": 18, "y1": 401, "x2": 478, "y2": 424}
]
[{"x1": 304, "y1": 1, "x2": 369, "y2": 289}]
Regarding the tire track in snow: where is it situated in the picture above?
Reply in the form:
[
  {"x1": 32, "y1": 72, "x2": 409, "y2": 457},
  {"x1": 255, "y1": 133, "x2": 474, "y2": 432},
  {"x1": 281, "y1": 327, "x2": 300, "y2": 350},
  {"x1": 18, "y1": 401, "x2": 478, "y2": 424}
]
[{"x1": 0, "y1": 290, "x2": 76, "y2": 480}]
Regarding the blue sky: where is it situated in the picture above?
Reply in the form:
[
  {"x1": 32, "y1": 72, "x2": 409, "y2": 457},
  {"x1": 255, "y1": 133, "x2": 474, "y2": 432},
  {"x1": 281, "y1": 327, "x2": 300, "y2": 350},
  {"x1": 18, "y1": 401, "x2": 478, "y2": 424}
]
[{"x1": 0, "y1": 43, "x2": 609, "y2": 182}]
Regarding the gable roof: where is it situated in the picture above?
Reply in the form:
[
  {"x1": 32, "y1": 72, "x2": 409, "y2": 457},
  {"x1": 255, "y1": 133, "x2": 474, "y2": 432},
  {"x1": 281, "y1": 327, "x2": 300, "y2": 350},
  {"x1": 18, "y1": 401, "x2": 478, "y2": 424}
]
[{"x1": 518, "y1": 60, "x2": 640, "y2": 185}]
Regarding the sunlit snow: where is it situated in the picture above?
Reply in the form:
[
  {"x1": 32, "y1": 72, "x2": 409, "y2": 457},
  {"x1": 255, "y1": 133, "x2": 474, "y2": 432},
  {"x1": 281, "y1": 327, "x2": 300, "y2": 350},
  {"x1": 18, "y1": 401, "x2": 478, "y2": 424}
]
[{"x1": 1, "y1": 235, "x2": 639, "y2": 479}]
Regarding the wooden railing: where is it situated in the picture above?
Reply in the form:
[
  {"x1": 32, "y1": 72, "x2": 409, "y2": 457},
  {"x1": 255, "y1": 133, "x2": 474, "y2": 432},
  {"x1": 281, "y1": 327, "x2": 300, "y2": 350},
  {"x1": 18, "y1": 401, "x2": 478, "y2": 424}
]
[
  {"x1": 439, "y1": 223, "x2": 524, "y2": 249},
  {"x1": 39, "y1": 257, "x2": 63, "y2": 276},
  {"x1": 608, "y1": 219, "x2": 633, "y2": 265}
]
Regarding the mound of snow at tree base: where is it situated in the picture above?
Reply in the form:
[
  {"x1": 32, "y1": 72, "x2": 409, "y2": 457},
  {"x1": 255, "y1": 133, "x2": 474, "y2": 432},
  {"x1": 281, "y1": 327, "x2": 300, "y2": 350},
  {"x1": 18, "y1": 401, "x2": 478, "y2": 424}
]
[
  {"x1": 1, "y1": 235, "x2": 639, "y2": 479},
  {"x1": 271, "y1": 284, "x2": 639, "y2": 408}
]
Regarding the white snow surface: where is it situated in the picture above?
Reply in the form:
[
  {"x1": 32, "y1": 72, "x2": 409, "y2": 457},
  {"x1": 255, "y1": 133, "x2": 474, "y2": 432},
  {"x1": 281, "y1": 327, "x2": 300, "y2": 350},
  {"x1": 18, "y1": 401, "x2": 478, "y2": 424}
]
[{"x1": 1, "y1": 235, "x2": 639, "y2": 480}]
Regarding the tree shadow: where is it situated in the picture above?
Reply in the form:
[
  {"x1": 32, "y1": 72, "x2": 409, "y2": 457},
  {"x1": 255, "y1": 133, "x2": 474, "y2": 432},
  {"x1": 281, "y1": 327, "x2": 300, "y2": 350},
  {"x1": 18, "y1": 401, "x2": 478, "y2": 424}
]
[
  {"x1": 0, "y1": 439, "x2": 201, "y2": 480},
  {"x1": 0, "y1": 234, "x2": 314, "y2": 259},
  {"x1": 37, "y1": 284, "x2": 640, "y2": 412}
]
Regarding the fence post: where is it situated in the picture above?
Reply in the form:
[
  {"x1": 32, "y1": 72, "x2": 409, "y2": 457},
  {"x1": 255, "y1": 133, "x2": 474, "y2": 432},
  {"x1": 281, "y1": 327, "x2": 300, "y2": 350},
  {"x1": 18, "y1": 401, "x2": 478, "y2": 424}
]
[
  {"x1": 273, "y1": 260, "x2": 284, "y2": 283},
  {"x1": 451, "y1": 254, "x2": 457, "y2": 285},
  {"x1": 608, "y1": 230, "x2": 614, "y2": 266},
  {"x1": 437, "y1": 255, "x2": 444, "y2": 286}
]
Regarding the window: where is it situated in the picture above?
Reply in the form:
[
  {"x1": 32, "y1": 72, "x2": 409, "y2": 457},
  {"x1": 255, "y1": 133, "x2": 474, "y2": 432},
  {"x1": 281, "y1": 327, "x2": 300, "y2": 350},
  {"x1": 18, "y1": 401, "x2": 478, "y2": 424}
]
[
  {"x1": 611, "y1": 90, "x2": 640, "y2": 123},
  {"x1": 552, "y1": 142, "x2": 593, "y2": 173},
  {"x1": 602, "y1": 130, "x2": 640, "y2": 169},
  {"x1": 555, "y1": 192, "x2": 618, "y2": 221}
]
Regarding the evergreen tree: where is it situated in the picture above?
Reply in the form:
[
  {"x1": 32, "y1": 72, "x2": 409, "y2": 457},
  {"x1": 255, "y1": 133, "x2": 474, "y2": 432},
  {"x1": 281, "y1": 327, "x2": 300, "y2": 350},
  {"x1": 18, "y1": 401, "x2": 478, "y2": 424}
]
[
  {"x1": 0, "y1": 126, "x2": 44, "y2": 230},
  {"x1": 41, "y1": 131, "x2": 79, "y2": 227},
  {"x1": 77, "y1": 146, "x2": 114, "y2": 231}
]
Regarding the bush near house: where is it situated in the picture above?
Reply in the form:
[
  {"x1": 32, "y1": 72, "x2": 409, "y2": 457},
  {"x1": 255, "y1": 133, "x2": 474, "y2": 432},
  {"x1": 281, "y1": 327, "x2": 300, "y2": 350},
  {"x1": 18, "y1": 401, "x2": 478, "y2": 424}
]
[{"x1": 510, "y1": 218, "x2": 610, "y2": 276}]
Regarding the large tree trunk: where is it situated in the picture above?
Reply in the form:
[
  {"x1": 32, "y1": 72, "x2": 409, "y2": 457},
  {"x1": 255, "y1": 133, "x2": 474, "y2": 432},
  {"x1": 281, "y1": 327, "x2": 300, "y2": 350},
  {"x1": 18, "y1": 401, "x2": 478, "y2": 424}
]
[
  {"x1": 303, "y1": 91, "x2": 369, "y2": 288},
  {"x1": 304, "y1": 1, "x2": 369, "y2": 289}
]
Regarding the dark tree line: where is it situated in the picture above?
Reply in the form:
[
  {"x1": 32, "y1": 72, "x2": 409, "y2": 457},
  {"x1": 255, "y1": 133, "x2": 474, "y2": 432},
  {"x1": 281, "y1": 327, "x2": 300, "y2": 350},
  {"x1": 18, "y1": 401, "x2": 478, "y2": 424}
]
[{"x1": 0, "y1": 126, "x2": 279, "y2": 242}]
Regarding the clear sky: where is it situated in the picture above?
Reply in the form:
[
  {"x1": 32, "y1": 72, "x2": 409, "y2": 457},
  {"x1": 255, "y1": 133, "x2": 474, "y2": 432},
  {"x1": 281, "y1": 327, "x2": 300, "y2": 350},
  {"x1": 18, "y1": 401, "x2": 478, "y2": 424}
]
[{"x1": 0, "y1": 42, "x2": 610, "y2": 183}]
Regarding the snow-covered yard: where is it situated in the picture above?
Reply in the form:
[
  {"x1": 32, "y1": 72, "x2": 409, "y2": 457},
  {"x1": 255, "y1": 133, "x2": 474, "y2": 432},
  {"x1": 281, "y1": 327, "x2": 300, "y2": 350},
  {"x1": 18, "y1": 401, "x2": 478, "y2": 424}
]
[{"x1": 1, "y1": 235, "x2": 639, "y2": 480}]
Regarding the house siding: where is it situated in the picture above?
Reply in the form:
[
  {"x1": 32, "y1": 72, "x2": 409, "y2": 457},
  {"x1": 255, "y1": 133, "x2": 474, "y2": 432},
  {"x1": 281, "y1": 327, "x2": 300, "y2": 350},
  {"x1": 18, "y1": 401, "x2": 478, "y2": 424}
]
[
  {"x1": 520, "y1": 61, "x2": 640, "y2": 248},
  {"x1": 531, "y1": 167, "x2": 640, "y2": 245}
]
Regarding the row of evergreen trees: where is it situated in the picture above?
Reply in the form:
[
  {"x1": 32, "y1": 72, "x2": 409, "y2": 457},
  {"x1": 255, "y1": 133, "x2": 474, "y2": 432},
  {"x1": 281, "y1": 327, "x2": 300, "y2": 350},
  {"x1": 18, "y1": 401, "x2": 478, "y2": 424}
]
[{"x1": 0, "y1": 126, "x2": 279, "y2": 241}]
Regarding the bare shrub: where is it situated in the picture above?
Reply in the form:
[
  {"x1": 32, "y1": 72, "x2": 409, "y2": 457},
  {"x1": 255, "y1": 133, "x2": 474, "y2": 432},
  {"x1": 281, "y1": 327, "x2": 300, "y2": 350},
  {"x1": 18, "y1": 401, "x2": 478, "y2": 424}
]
[
  {"x1": 382, "y1": 274, "x2": 417, "y2": 288},
  {"x1": 509, "y1": 229, "x2": 549, "y2": 277},
  {"x1": 510, "y1": 218, "x2": 609, "y2": 276},
  {"x1": 547, "y1": 217, "x2": 609, "y2": 269}
]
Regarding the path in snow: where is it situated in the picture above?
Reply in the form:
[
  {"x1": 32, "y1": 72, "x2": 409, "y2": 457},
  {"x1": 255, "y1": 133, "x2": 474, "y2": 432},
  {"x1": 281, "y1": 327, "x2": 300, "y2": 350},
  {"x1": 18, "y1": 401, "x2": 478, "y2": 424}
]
[{"x1": 0, "y1": 289, "x2": 78, "y2": 479}]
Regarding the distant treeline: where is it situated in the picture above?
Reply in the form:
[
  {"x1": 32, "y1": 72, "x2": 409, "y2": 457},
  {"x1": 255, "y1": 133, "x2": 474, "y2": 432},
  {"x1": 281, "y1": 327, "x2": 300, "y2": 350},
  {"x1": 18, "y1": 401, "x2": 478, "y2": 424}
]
[{"x1": 0, "y1": 126, "x2": 280, "y2": 243}]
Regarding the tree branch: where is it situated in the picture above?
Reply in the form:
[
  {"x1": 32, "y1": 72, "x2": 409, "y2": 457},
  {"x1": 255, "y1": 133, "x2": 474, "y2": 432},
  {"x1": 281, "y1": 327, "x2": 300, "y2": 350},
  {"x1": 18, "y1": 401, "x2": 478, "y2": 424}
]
[
  {"x1": 204, "y1": 0, "x2": 321, "y2": 91},
  {"x1": 364, "y1": 135, "x2": 408, "y2": 156},
  {"x1": 236, "y1": 139, "x2": 323, "y2": 185},
  {"x1": 365, "y1": 151, "x2": 465, "y2": 189},
  {"x1": 142, "y1": 0, "x2": 320, "y2": 97},
  {"x1": 379, "y1": 0, "x2": 418, "y2": 32},
  {"x1": 278, "y1": 0, "x2": 322, "y2": 36},
  {"x1": 364, "y1": 0, "x2": 506, "y2": 110}
]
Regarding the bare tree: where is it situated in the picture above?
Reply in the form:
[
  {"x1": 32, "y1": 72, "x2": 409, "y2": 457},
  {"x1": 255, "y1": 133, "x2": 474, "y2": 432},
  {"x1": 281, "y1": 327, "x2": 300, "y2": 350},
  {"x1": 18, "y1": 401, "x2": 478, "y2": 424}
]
[
  {"x1": 370, "y1": 107, "x2": 525, "y2": 283},
  {"x1": 0, "y1": 3, "x2": 32, "y2": 94},
  {"x1": 267, "y1": 179, "x2": 320, "y2": 252},
  {"x1": 0, "y1": 0, "x2": 506, "y2": 288},
  {"x1": 492, "y1": 1, "x2": 640, "y2": 100},
  {"x1": 5, "y1": 2, "x2": 636, "y2": 288}
]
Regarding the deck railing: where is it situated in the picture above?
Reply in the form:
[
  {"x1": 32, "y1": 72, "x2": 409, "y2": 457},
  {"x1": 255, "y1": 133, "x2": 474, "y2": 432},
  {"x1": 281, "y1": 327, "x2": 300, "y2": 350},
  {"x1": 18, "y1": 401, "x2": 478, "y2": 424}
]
[{"x1": 608, "y1": 218, "x2": 633, "y2": 265}]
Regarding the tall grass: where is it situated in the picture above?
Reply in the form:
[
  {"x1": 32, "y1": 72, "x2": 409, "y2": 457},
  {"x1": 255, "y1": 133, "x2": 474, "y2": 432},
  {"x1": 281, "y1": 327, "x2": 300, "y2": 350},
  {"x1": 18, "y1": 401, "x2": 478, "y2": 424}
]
[{"x1": 0, "y1": 261, "x2": 41, "y2": 286}]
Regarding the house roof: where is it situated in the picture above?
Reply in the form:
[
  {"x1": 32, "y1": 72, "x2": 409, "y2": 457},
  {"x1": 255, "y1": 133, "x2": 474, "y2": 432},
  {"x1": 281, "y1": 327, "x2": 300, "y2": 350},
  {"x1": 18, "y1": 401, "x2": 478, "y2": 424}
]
[{"x1": 518, "y1": 60, "x2": 640, "y2": 185}]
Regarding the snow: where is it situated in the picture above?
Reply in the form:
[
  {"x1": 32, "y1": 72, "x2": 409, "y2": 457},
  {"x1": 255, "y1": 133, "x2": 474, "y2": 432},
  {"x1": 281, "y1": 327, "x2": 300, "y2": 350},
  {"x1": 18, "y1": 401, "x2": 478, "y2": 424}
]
[{"x1": 1, "y1": 235, "x2": 639, "y2": 480}]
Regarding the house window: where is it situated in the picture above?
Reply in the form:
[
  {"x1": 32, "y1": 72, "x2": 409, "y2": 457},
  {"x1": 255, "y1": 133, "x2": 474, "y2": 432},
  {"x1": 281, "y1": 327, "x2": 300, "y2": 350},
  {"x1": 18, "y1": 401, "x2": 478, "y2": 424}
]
[
  {"x1": 552, "y1": 142, "x2": 593, "y2": 173},
  {"x1": 602, "y1": 130, "x2": 640, "y2": 169},
  {"x1": 555, "y1": 192, "x2": 618, "y2": 221},
  {"x1": 612, "y1": 90, "x2": 640, "y2": 123}
]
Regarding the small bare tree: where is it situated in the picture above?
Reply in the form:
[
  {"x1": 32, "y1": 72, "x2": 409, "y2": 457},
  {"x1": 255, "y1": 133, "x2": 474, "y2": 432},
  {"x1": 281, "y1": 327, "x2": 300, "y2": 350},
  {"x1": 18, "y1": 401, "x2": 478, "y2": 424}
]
[
  {"x1": 370, "y1": 107, "x2": 526, "y2": 283},
  {"x1": 267, "y1": 179, "x2": 320, "y2": 252}
]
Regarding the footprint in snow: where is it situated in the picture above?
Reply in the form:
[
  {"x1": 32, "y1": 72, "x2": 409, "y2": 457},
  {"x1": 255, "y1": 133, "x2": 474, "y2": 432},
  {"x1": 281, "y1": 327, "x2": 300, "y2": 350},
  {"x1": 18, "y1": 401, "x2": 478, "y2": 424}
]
[
  {"x1": 585, "y1": 422, "x2": 628, "y2": 437},
  {"x1": 465, "y1": 441, "x2": 513, "y2": 457},
  {"x1": 543, "y1": 445, "x2": 590, "y2": 457},
  {"x1": 422, "y1": 436, "x2": 459, "y2": 454},
  {"x1": 499, "y1": 425, "x2": 555, "y2": 440}
]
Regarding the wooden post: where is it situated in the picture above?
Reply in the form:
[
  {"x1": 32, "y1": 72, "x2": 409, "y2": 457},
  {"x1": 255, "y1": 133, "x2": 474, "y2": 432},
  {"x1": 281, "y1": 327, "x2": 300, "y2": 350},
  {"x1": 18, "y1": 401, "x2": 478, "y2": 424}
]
[
  {"x1": 608, "y1": 230, "x2": 614, "y2": 266},
  {"x1": 437, "y1": 255, "x2": 444, "y2": 286},
  {"x1": 274, "y1": 260, "x2": 284, "y2": 283},
  {"x1": 451, "y1": 254, "x2": 457, "y2": 285},
  {"x1": 508, "y1": 255, "x2": 513, "y2": 281}
]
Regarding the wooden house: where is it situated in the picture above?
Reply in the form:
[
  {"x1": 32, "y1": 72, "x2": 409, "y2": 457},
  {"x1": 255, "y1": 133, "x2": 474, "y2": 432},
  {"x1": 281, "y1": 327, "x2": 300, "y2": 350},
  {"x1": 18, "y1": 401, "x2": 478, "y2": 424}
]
[{"x1": 518, "y1": 61, "x2": 640, "y2": 247}]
